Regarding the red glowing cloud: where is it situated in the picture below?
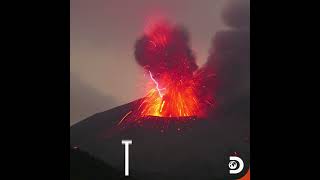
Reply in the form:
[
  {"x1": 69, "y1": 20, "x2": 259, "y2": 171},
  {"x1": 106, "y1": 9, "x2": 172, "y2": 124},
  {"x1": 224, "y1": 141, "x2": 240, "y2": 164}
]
[{"x1": 134, "y1": 21, "x2": 197, "y2": 79}]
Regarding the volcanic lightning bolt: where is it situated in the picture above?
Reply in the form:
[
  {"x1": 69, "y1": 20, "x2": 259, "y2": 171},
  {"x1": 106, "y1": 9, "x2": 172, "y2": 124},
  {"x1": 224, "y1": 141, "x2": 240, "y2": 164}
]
[{"x1": 149, "y1": 71, "x2": 166, "y2": 98}]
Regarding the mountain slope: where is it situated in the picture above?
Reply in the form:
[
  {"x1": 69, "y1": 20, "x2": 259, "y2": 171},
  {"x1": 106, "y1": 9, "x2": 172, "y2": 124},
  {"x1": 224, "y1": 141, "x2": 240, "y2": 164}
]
[{"x1": 70, "y1": 97, "x2": 249, "y2": 180}]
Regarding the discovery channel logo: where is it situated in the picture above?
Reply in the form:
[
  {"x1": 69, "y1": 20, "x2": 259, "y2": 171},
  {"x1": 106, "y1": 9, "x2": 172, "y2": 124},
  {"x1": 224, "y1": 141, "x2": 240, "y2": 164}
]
[{"x1": 229, "y1": 156, "x2": 244, "y2": 174}]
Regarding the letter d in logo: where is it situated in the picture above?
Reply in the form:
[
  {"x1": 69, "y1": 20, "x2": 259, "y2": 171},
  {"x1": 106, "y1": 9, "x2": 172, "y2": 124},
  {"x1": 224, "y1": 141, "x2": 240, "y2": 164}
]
[{"x1": 229, "y1": 156, "x2": 244, "y2": 174}]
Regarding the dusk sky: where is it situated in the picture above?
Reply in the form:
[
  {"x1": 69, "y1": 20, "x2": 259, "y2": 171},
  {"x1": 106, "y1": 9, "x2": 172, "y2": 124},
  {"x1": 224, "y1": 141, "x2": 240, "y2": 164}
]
[{"x1": 70, "y1": 0, "x2": 247, "y2": 125}]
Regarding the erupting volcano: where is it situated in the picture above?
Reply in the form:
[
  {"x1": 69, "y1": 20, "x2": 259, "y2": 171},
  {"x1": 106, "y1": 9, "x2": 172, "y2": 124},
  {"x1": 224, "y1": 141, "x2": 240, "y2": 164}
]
[{"x1": 118, "y1": 21, "x2": 215, "y2": 126}]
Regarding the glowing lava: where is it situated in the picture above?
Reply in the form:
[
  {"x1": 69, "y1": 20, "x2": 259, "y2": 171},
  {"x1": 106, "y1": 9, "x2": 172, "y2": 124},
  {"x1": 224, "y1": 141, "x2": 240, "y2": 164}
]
[{"x1": 140, "y1": 72, "x2": 201, "y2": 117}]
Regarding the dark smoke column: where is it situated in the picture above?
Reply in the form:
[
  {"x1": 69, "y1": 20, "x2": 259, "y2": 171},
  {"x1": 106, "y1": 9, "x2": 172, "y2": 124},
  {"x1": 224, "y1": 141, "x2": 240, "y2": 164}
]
[
  {"x1": 205, "y1": 0, "x2": 250, "y2": 114},
  {"x1": 134, "y1": 21, "x2": 198, "y2": 80}
]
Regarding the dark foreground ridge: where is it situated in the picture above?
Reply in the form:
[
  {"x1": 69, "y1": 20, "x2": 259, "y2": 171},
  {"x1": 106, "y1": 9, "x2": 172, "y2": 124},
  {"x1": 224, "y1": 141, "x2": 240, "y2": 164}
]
[
  {"x1": 70, "y1": 97, "x2": 250, "y2": 180},
  {"x1": 70, "y1": 147, "x2": 138, "y2": 180}
]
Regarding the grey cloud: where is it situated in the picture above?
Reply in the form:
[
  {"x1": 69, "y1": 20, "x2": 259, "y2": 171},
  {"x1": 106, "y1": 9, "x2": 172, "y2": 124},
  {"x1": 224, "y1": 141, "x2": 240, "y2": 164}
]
[{"x1": 70, "y1": 73, "x2": 118, "y2": 125}]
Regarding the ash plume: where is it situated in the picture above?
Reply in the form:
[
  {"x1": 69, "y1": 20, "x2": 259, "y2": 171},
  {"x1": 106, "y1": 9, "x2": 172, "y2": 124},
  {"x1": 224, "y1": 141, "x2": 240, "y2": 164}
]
[
  {"x1": 134, "y1": 21, "x2": 198, "y2": 80},
  {"x1": 204, "y1": 0, "x2": 250, "y2": 119}
]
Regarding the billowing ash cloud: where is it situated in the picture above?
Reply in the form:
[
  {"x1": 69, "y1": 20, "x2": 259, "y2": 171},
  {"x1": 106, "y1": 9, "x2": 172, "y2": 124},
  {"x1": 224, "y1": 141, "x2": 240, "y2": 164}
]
[
  {"x1": 222, "y1": 0, "x2": 250, "y2": 29},
  {"x1": 134, "y1": 21, "x2": 198, "y2": 80},
  {"x1": 204, "y1": 0, "x2": 250, "y2": 119}
]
